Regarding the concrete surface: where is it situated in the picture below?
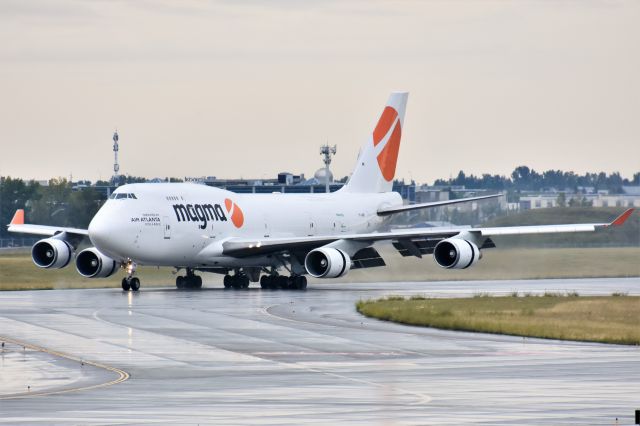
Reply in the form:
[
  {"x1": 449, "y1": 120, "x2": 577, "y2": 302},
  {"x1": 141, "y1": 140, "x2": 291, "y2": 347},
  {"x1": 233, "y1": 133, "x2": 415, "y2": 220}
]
[{"x1": 0, "y1": 277, "x2": 639, "y2": 424}]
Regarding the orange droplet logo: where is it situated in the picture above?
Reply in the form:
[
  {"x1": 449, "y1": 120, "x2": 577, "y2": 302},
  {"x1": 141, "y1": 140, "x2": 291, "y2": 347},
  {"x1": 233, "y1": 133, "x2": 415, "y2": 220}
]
[
  {"x1": 373, "y1": 106, "x2": 402, "y2": 182},
  {"x1": 224, "y1": 198, "x2": 244, "y2": 228}
]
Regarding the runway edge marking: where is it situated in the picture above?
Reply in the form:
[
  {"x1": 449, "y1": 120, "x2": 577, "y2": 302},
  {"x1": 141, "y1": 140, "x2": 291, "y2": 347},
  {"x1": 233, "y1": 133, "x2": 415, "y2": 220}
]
[{"x1": 0, "y1": 334, "x2": 130, "y2": 400}]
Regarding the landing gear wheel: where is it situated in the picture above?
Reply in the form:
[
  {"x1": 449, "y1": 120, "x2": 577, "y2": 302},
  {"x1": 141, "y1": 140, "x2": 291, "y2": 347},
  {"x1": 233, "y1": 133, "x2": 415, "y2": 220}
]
[
  {"x1": 223, "y1": 275, "x2": 232, "y2": 289},
  {"x1": 276, "y1": 276, "x2": 288, "y2": 289},
  {"x1": 194, "y1": 275, "x2": 203, "y2": 289},
  {"x1": 260, "y1": 275, "x2": 270, "y2": 289},
  {"x1": 121, "y1": 278, "x2": 131, "y2": 291},
  {"x1": 130, "y1": 277, "x2": 140, "y2": 291},
  {"x1": 292, "y1": 276, "x2": 307, "y2": 290},
  {"x1": 176, "y1": 276, "x2": 185, "y2": 289}
]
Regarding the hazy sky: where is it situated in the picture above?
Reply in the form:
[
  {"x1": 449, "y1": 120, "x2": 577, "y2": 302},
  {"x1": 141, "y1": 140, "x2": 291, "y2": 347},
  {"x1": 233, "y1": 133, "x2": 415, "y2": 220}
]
[{"x1": 1, "y1": 0, "x2": 638, "y2": 184}]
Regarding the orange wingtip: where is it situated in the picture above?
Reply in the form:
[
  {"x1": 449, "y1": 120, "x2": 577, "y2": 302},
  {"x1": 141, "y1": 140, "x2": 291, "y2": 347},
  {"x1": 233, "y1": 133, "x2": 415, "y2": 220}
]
[
  {"x1": 10, "y1": 209, "x2": 25, "y2": 225},
  {"x1": 610, "y1": 208, "x2": 634, "y2": 226}
]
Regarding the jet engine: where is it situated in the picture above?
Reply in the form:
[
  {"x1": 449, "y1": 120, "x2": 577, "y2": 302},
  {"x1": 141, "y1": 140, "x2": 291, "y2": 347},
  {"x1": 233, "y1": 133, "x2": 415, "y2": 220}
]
[
  {"x1": 75, "y1": 247, "x2": 119, "y2": 278},
  {"x1": 31, "y1": 238, "x2": 73, "y2": 269},
  {"x1": 304, "y1": 247, "x2": 351, "y2": 278},
  {"x1": 433, "y1": 238, "x2": 481, "y2": 269}
]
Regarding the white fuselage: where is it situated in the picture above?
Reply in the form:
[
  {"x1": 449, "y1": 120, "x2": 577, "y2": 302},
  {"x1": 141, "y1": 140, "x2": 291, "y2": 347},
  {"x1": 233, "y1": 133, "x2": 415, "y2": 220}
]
[{"x1": 88, "y1": 183, "x2": 402, "y2": 268}]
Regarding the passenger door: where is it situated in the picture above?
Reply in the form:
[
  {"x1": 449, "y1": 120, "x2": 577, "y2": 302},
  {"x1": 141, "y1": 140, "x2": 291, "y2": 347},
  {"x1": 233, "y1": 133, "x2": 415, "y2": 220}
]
[{"x1": 163, "y1": 216, "x2": 171, "y2": 239}]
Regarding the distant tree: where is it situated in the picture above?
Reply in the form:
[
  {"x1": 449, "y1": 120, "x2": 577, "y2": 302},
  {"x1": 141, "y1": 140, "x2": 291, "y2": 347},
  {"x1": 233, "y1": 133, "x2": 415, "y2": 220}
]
[
  {"x1": 556, "y1": 192, "x2": 567, "y2": 208},
  {"x1": 581, "y1": 197, "x2": 593, "y2": 207}
]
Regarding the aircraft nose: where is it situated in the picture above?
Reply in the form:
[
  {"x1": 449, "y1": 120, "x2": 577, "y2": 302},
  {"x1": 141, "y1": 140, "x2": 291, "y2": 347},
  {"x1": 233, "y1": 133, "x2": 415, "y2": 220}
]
[{"x1": 88, "y1": 207, "x2": 112, "y2": 249}]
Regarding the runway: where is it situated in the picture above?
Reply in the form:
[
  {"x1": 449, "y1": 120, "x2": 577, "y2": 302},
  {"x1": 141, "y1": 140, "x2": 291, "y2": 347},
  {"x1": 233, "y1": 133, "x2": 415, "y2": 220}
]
[{"x1": 0, "y1": 277, "x2": 638, "y2": 424}]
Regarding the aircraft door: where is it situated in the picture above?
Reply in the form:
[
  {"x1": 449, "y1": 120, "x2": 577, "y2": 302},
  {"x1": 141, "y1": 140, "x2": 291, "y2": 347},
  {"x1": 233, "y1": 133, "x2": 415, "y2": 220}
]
[
  {"x1": 163, "y1": 216, "x2": 171, "y2": 239},
  {"x1": 263, "y1": 213, "x2": 271, "y2": 238},
  {"x1": 307, "y1": 212, "x2": 317, "y2": 236}
]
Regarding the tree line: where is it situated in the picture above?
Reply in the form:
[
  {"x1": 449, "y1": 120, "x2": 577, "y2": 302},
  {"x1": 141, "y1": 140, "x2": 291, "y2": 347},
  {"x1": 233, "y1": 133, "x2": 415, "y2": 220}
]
[{"x1": 434, "y1": 166, "x2": 640, "y2": 194}]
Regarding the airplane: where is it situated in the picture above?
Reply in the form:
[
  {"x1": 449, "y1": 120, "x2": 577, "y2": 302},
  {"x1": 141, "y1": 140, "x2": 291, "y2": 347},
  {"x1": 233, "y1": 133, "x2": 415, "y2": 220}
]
[{"x1": 6, "y1": 92, "x2": 635, "y2": 291}]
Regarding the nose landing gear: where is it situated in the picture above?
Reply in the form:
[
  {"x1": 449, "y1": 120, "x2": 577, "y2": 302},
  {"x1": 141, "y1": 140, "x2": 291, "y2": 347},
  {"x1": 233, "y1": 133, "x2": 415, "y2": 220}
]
[{"x1": 121, "y1": 261, "x2": 140, "y2": 291}]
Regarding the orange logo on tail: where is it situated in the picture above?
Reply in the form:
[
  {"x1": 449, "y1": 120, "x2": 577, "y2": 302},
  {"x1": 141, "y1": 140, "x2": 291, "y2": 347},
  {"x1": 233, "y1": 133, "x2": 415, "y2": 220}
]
[
  {"x1": 224, "y1": 199, "x2": 244, "y2": 228},
  {"x1": 10, "y1": 209, "x2": 24, "y2": 225},
  {"x1": 372, "y1": 106, "x2": 402, "y2": 181}
]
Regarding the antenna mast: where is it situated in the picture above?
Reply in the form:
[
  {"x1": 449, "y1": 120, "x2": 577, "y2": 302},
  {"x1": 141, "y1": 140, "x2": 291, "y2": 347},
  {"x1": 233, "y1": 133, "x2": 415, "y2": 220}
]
[
  {"x1": 112, "y1": 130, "x2": 120, "y2": 184},
  {"x1": 319, "y1": 143, "x2": 336, "y2": 193}
]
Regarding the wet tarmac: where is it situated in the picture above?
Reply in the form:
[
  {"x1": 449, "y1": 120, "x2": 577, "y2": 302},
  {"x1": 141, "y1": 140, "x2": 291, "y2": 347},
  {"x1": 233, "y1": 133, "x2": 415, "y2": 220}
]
[{"x1": 0, "y1": 277, "x2": 638, "y2": 424}]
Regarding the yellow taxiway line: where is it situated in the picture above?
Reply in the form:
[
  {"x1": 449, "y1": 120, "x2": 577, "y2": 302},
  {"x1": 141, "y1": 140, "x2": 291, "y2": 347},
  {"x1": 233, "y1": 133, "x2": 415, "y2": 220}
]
[{"x1": 0, "y1": 334, "x2": 129, "y2": 400}]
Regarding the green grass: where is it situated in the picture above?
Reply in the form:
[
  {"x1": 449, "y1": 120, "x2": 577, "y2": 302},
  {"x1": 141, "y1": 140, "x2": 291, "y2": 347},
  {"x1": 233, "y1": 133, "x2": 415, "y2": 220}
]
[
  {"x1": 1, "y1": 245, "x2": 639, "y2": 290},
  {"x1": 343, "y1": 245, "x2": 640, "y2": 283},
  {"x1": 0, "y1": 250, "x2": 177, "y2": 290},
  {"x1": 356, "y1": 295, "x2": 640, "y2": 345}
]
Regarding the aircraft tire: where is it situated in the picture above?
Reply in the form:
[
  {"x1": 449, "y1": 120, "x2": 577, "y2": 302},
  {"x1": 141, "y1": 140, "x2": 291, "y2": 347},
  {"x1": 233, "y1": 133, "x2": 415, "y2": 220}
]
[
  {"x1": 231, "y1": 275, "x2": 243, "y2": 290},
  {"x1": 176, "y1": 276, "x2": 185, "y2": 289},
  {"x1": 260, "y1": 275, "x2": 270, "y2": 289},
  {"x1": 296, "y1": 276, "x2": 307, "y2": 290},
  {"x1": 121, "y1": 278, "x2": 131, "y2": 291},
  {"x1": 277, "y1": 276, "x2": 289, "y2": 289},
  {"x1": 194, "y1": 275, "x2": 203, "y2": 288},
  {"x1": 241, "y1": 275, "x2": 250, "y2": 289},
  {"x1": 130, "y1": 277, "x2": 140, "y2": 291},
  {"x1": 223, "y1": 275, "x2": 232, "y2": 289}
]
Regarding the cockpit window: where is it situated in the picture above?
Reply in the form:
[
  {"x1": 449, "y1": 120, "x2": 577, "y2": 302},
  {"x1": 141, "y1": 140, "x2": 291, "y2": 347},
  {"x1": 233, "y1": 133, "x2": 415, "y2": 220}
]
[{"x1": 110, "y1": 193, "x2": 137, "y2": 200}]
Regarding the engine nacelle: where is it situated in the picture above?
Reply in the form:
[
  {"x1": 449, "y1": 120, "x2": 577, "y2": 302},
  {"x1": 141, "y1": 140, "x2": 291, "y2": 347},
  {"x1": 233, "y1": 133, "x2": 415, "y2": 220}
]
[
  {"x1": 304, "y1": 247, "x2": 351, "y2": 278},
  {"x1": 31, "y1": 238, "x2": 73, "y2": 269},
  {"x1": 433, "y1": 238, "x2": 481, "y2": 269},
  {"x1": 75, "y1": 247, "x2": 119, "y2": 278}
]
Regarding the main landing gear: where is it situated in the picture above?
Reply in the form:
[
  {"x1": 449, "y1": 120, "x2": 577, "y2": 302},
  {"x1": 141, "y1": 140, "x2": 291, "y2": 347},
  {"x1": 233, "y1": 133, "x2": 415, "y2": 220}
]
[
  {"x1": 259, "y1": 275, "x2": 307, "y2": 290},
  {"x1": 176, "y1": 269, "x2": 203, "y2": 289},
  {"x1": 223, "y1": 273, "x2": 250, "y2": 290}
]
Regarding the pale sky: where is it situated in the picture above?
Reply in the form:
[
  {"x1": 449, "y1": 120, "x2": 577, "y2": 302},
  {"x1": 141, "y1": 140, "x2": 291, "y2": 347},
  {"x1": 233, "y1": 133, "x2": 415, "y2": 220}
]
[{"x1": 0, "y1": 0, "x2": 638, "y2": 184}]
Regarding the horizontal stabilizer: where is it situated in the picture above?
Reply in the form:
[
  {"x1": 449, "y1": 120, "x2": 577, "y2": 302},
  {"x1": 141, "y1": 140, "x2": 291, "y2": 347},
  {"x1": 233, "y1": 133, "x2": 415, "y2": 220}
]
[{"x1": 377, "y1": 193, "x2": 502, "y2": 216}]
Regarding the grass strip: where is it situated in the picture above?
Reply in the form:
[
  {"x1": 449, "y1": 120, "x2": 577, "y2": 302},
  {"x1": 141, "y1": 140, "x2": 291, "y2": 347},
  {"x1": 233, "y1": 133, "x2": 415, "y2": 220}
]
[{"x1": 356, "y1": 294, "x2": 640, "y2": 345}]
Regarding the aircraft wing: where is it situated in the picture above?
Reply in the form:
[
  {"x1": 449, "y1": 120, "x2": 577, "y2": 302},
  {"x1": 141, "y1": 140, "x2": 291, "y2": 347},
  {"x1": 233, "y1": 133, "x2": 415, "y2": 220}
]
[
  {"x1": 6, "y1": 209, "x2": 89, "y2": 238},
  {"x1": 377, "y1": 193, "x2": 502, "y2": 216},
  {"x1": 222, "y1": 208, "x2": 634, "y2": 257}
]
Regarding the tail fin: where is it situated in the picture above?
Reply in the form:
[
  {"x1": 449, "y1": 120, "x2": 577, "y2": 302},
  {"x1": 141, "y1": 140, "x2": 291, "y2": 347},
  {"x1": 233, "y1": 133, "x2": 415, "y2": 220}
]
[{"x1": 343, "y1": 92, "x2": 408, "y2": 193}]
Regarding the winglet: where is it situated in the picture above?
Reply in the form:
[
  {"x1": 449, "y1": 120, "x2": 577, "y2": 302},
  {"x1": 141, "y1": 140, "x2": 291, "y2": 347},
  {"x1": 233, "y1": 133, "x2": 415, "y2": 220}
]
[
  {"x1": 609, "y1": 208, "x2": 634, "y2": 227},
  {"x1": 9, "y1": 209, "x2": 25, "y2": 225}
]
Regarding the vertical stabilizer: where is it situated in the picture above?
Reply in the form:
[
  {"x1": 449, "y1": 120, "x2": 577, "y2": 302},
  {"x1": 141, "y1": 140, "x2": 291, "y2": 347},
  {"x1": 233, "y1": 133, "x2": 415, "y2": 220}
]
[{"x1": 343, "y1": 92, "x2": 408, "y2": 193}]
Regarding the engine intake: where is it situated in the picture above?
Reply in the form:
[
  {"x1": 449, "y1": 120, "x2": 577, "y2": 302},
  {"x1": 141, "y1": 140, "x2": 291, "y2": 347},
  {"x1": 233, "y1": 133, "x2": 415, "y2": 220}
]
[
  {"x1": 433, "y1": 238, "x2": 481, "y2": 269},
  {"x1": 75, "y1": 248, "x2": 118, "y2": 278},
  {"x1": 31, "y1": 238, "x2": 73, "y2": 269},
  {"x1": 304, "y1": 247, "x2": 351, "y2": 278}
]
